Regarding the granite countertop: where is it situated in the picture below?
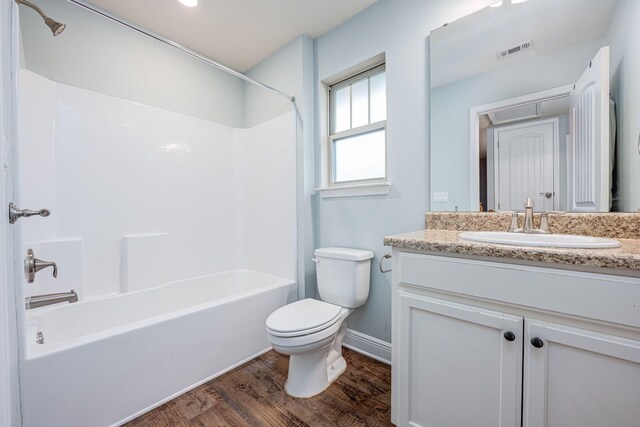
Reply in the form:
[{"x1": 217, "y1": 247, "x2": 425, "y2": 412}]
[{"x1": 383, "y1": 229, "x2": 640, "y2": 274}]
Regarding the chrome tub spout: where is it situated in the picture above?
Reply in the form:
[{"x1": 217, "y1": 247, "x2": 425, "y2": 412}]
[{"x1": 26, "y1": 290, "x2": 78, "y2": 310}]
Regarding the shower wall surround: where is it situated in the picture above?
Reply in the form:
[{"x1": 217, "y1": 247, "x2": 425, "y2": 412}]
[
  {"x1": 18, "y1": 70, "x2": 296, "y2": 299},
  {"x1": 233, "y1": 118, "x2": 297, "y2": 281}
]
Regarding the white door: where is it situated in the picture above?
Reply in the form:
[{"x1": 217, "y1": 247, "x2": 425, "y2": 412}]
[
  {"x1": 398, "y1": 292, "x2": 523, "y2": 427},
  {"x1": 524, "y1": 319, "x2": 640, "y2": 427},
  {"x1": 494, "y1": 119, "x2": 557, "y2": 211},
  {"x1": 568, "y1": 46, "x2": 610, "y2": 212}
]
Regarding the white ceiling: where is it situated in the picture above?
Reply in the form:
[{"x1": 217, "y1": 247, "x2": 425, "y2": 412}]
[
  {"x1": 430, "y1": 0, "x2": 619, "y2": 88},
  {"x1": 86, "y1": 0, "x2": 378, "y2": 72}
]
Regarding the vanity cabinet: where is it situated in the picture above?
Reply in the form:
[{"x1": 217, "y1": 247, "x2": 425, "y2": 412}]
[
  {"x1": 397, "y1": 293, "x2": 523, "y2": 426},
  {"x1": 391, "y1": 251, "x2": 640, "y2": 427},
  {"x1": 523, "y1": 319, "x2": 640, "y2": 427}
]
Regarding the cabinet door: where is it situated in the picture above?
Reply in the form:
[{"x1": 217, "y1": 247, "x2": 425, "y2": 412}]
[
  {"x1": 524, "y1": 319, "x2": 640, "y2": 427},
  {"x1": 398, "y1": 292, "x2": 523, "y2": 427}
]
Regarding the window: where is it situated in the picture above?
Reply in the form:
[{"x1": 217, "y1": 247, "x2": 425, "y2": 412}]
[{"x1": 329, "y1": 65, "x2": 386, "y2": 186}]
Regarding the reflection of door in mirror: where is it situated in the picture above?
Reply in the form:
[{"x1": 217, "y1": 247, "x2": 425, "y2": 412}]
[
  {"x1": 493, "y1": 119, "x2": 557, "y2": 212},
  {"x1": 475, "y1": 93, "x2": 570, "y2": 213},
  {"x1": 428, "y1": 0, "x2": 640, "y2": 213},
  {"x1": 568, "y1": 46, "x2": 611, "y2": 212},
  {"x1": 473, "y1": 47, "x2": 609, "y2": 213}
]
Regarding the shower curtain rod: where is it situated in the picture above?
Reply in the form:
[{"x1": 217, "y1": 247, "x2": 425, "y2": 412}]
[{"x1": 66, "y1": 0, "x2": 296, "y2": 103}]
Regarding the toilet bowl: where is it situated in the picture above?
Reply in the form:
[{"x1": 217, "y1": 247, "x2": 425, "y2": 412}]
[
  {"x1": 266, "y1": 247, "x2": 373, "y2": 398},
  {"x1": 266, "y1": 298, "x2": 352, "y2": 397}
]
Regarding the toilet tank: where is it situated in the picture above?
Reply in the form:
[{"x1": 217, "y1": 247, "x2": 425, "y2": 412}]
[{"x1": 314, "y1": 247, "x2": 374, "y2": 308}]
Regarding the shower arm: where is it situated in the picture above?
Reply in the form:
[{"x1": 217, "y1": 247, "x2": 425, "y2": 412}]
[
  {"x1": 15, "y1": 0, "x2": 47, "y2": 20},
  {"x1": 15, "y1": 0, "x2": 66, "y2": 36}
]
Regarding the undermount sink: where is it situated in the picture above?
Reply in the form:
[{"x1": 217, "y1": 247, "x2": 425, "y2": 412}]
[{"x1": 458, "y1": 231, "x2": 621, "y2": 249}]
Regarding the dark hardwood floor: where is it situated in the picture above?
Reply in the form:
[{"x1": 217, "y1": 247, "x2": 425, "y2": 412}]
[{"x1": 124, "y1": 348, "x2": 393, "y2": 427}]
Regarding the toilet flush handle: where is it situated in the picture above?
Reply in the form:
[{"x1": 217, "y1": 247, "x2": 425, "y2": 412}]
[{"x1": 311, "y1": 257, "x2": 319, "y2": 264}]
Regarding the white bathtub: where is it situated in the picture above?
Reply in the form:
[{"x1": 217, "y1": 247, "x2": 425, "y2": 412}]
[{"x1": 20, "y1": 270, "x2": 296, "y2": 427}]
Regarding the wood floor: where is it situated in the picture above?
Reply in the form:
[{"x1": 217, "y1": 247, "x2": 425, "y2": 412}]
[{"x1": 124, "y1": 348, "x2": 393, "y2": 427}]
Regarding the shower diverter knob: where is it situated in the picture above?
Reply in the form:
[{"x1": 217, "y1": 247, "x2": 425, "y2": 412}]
[{"x1": 24, "y1": 249, "x2": 58, "y2": 284}]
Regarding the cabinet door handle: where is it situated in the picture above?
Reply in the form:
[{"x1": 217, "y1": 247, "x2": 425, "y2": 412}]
[
  {"x1": 503, "y1": 331, "x2": 516, "y2": 341},
  {"x1": 531, "y1": 337, "x2": 544, "y2": 348}
]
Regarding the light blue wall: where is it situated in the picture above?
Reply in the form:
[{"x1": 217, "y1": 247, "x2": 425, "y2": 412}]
[
  {"x1": 244, "y1": 35, "x2": 317, "y2": 299},
  {"x1": 313, "y1": 0, "x2": 496, "y2": 343},
  {"x1": 244, "y1": 36, "x2": 308, "y2": 128},
  {"x1": 607, "y1": 0, "x2": 640, "y2": 212},
  {"x1": 430, "y1": 39, "x2": 603, "y2": 211},
  {"x1": 19, "y1": 0, "x2": 244, "y2": 127}
]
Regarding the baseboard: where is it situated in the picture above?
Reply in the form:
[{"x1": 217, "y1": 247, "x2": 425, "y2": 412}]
[{"x1": 342, "y1": 328, "x2": 391, "y2": 365}]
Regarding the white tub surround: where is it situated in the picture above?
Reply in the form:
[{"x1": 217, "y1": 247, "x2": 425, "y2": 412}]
[
  {"x1": 122, "y1": 233, "x2": 169, "y2": 293},
  {"x1": 18, "y1": 70, "x2": 297, "y2": 299},
  {"x1": 21, "y1": 271, "x2": 295, "y2": 427}
]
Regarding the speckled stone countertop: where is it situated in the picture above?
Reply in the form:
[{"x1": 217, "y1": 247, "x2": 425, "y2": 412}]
[
  {"x1": 383, "y1": 212, "x2": 640, "y2": 274},
  {"x1": 424, "y1": 212, "x2": 640, "y2": 239}
]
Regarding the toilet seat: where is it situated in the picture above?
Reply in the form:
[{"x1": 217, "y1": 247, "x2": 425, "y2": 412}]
[
  {"x1": 267, "y1": 319, "x2": 342, "y2": 351},
  {"x1": 266, "y1": 299, "x2": 343, "y2": 338}
]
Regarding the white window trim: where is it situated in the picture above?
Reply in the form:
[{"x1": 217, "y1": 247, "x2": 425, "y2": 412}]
[
  {"x1": 318, "y1": 61, "x2": 390, "y2": 198},
  {"x1": 316, "y1": 181, "x2": 392, "y2": 198}
]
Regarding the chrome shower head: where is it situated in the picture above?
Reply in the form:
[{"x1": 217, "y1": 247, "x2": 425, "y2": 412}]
[
  {"x1": 15, "y1": 0, "x2": 66, "y2": 37},
  {"x1": 44, "y1": 17, "x2": 66, "y2": 36}
]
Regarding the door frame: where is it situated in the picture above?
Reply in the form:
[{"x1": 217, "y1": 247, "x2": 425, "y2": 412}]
[
  {"x1": 492, "y1": 117, "x2": 560, "y2": 211},
  {"x1": 0, "y1": 2, "x2": 22, "y2": 426},
  {"x1": 469, "y1": 85, "x2": 573, "y2": 211}
]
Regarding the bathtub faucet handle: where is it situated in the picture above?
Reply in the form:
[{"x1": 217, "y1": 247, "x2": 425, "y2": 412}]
[
  {"x1": 9, "y1": 202, "x2": 50, "y2": 224},
  {"x1": 25, "y1": 249, "x2": 58, "y2": 283}
]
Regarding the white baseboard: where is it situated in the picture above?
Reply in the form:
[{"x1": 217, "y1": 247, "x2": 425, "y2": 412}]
[{"x1": 342, "y1": 328, "x2": 391, "y2": 365}]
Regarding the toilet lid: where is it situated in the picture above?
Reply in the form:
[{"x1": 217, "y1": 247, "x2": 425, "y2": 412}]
[{"x1": 266, "y1": 299, "x2": 342, "y2": 337}]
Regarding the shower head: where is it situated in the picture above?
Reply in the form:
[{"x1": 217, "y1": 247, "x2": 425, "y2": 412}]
[
  {"x1": 44, "y1": 17, "x2": 66, "y2": 36},
  {"x1": 15, "y1": 0, "x2": 66, "y2": 37}
]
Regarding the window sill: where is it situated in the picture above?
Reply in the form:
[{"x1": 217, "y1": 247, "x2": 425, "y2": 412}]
[{"x1": 316, "y1": 182, "x2": 392, "y2": 199}]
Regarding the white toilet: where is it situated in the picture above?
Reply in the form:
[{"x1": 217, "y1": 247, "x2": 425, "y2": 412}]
[{"x1": 266, "y1": 247, "x2": 374, "y2": 398}]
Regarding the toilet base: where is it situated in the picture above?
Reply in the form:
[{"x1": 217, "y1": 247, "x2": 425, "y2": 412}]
[
  {"x1": 272, "y1": 311, "x2": 352, "y2": 398},
  {"x1": 327, "y1": 352, "x2": 347, "y2": 384},
  {"x1": 284, "y1": 347, "x2": 347, "y2": 398}
]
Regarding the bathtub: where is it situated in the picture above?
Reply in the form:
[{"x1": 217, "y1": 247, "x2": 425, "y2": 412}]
[{"x1": 20, "y1": 270, "x2": 296, "y2": 427}]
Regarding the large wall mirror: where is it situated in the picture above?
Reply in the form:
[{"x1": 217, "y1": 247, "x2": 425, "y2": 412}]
[{"x1": 429, "y1": 0, "x2": 640, "y2": 213}]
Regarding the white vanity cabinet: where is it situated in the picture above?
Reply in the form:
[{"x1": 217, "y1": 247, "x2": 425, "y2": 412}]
[
  {"x1": 391, "y1": 250, "x2": 640, "y2": 427},
  {"x1": 523, "y1": 319, "x2": 640, "y2": 427},
  {"x1": 397, "y1": 293, "x2": 523, "y2": 426}
]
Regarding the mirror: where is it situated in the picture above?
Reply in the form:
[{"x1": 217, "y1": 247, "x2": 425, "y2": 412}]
[{"x1": 429, "y1": 0, "x2": 640, "y2": 212}]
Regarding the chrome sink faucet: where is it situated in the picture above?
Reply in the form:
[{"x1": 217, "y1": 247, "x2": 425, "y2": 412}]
[
  {"x1": 508, "y1": 198, "x2": 558, "y2": 234},
  {"x1": 523, "y1": 197, "x2": 535, "y2": 233}
]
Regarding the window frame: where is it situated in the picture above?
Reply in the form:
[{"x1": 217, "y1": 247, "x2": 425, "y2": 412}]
[{"x1": 327, "y1": 64, "x2": 387, "y2": 187}]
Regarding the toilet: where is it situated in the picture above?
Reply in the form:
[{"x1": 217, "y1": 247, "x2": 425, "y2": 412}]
[{"x1": 266, "y1": 247, "x2": 374, "y2": 398}]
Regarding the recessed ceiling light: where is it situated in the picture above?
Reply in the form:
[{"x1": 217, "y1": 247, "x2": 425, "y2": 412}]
[
  {"x1": 490, "y1": 1, "x2": 503, "y2": 7},
  {"x1": 178, "y1": 0, "x2": 198, "y2": 7}
]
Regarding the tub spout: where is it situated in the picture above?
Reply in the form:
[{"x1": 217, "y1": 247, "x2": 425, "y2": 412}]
[{"x1": 26, "y1": 290, "x2": 78, "y2": 310}]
